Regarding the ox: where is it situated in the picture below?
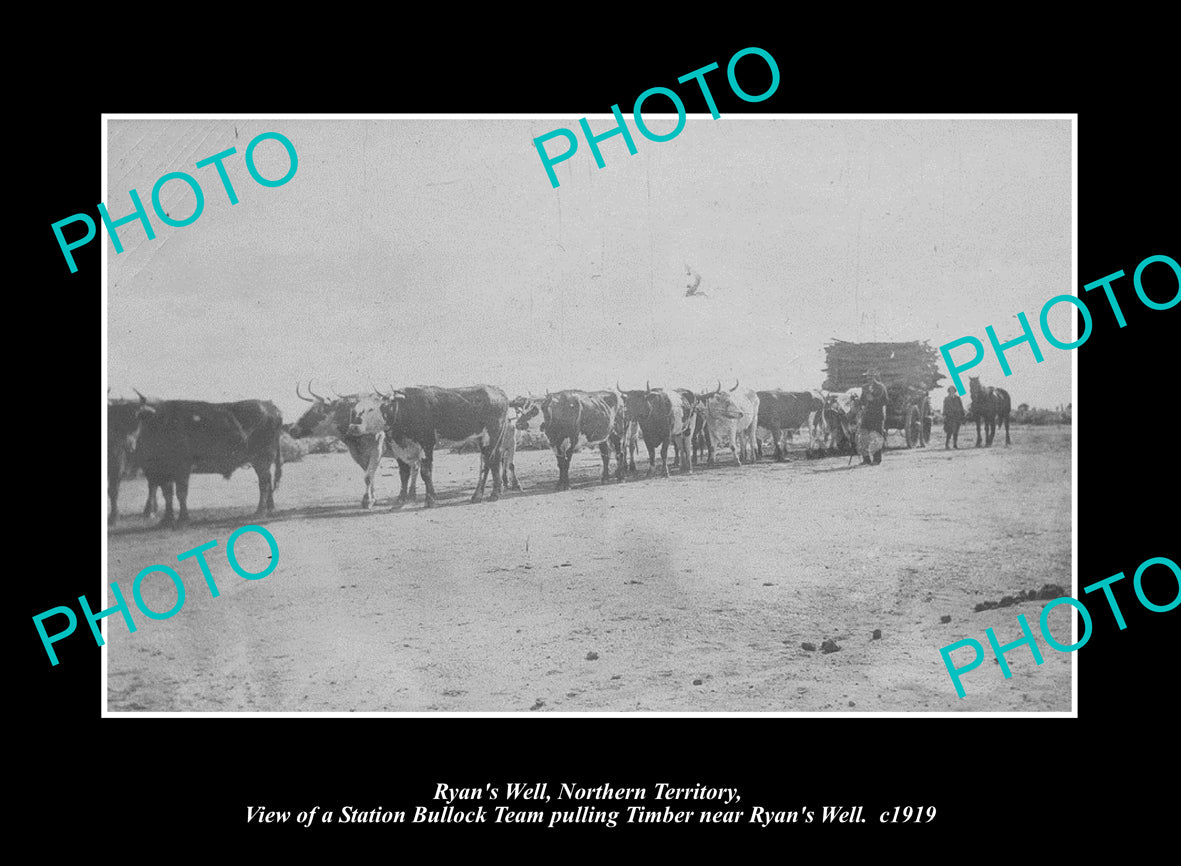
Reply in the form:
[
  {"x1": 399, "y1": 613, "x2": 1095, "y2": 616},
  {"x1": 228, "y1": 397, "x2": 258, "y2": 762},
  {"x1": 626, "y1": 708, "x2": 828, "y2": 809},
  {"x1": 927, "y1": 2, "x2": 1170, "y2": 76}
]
[
  {"x1": 679, "y1": 389, "x2": 713, "y2": 467},
  {"x1": 107, "y1": 398, "x2": 154, "y2": 525},
  {"x1": 618, "y1": 382, "x2": 692, "y2": 477},
  {"x1": 289, "y1": 383, "x2": 418, "y2": 508},
  {"x1": 134, "y1": 395, "x2": 284, "y2": 525},
  {"x1": 348, "y1": 385, "x2": 509, "y2": 507},
  {"x1": 700, "y1": 381, "x2": 760, "y2": 466},
  {"x1": 494, "y1": 395, "x2": 547, "y2": 492},
  {"x1": 539, "y1": 390, "x2": 626, "y2": 490},
  {"x1": 755, "y1": 390, "x2": 824, "y2": 461},
  {"x1": 670, "y1": 388, "x2": 701, "y2": 471},
  {"x1": 808, "y1": 403, "x2": 855, "y2": 456}
]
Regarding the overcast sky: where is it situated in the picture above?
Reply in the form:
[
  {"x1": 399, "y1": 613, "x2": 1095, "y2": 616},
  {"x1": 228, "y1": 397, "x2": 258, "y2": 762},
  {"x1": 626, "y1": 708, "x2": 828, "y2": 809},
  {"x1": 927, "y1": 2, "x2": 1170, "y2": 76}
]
[{"x1": 106, "y1": 117, "x2": 1072, "y2": 420}]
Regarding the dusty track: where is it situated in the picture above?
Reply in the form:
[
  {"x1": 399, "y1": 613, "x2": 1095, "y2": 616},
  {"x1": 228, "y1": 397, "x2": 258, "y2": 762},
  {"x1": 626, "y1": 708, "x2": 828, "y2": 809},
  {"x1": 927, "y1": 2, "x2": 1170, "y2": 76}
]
[{"x1": 106, "y1": 426, "x2": 1072, "y2": 712}]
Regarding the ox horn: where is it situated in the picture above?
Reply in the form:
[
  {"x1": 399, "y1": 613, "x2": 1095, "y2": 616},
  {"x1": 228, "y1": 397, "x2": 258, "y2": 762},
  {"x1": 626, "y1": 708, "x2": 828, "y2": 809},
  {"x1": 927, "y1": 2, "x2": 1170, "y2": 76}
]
[
  {"x1": 714, "y1": 380, "x2": 722, "y2": 397},
  {"x1": 730, "y1": 379, "x2": 739, "y2": 391},
  {"x1": 616, "y1": 380, "x2": 623, "y2": 393},
  {"x1": 133, "y1": 387, "x2": 147, "y2": 404},
  {"x1": 296, "y1": 382, "x2": 314, "y2": 402},
  {"x1": 646, "y1": 380, "x2": 651, "y2": 393},
  {"x1": 307, "y1": 381, "x2": 326, "y2": 402}
]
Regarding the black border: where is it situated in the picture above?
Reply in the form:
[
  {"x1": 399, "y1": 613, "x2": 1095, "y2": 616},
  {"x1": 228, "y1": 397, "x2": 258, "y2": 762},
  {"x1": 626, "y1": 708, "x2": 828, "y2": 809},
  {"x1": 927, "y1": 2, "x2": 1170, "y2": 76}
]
[{"x1": 26, "y1": 32, "x2": 1175, "y2": 851}]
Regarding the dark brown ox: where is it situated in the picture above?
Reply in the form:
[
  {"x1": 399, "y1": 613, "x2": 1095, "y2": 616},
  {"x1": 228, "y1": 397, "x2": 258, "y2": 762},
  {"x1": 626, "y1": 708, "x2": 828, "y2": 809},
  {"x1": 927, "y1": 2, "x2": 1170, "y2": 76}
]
[
  {"x1": 134, "y1": 396, "x2": 284, "y2": 525},
  {"x1": 346, "y1": 385, "x2": 509, "y2": 507},
  {"x1": 539, "y1": 390, "x2": 626, "y2": 490},
  {"x1": 756, "y1": 390, "x2": 824, "y2": 461},
  {"x1": 618, "y1": 382, "x2": 691, "y2": 477}
]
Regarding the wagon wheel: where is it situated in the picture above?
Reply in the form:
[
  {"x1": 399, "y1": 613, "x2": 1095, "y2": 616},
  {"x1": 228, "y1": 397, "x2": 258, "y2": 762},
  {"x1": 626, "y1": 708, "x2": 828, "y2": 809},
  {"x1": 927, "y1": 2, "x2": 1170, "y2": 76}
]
[{"x1": 905, "y1": 405, "x2": 919, "y2": 448}]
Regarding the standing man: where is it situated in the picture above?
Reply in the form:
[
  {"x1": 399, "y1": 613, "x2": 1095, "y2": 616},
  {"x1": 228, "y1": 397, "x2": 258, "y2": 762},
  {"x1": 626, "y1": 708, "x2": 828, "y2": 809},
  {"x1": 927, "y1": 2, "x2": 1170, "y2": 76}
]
[
  {"x1": 858, "y1": 374, "x2": 888, "y2": 465},
  {"x1": 943, "y1": 386, "x2": 965, "y2": 449}
]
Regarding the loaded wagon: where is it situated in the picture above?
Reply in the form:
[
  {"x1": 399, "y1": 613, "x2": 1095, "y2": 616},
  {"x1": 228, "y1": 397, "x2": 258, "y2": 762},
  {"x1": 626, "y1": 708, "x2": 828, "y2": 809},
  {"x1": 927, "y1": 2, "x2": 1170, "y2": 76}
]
[{"x1": 822, "y1": 339, "x2": 943, "y2": 450}]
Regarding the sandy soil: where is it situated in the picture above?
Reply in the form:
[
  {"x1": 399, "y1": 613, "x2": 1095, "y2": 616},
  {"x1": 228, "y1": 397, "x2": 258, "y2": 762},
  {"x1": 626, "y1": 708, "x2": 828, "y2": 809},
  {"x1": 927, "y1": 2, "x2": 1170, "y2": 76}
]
[{"x1": 106, "y1": 426, "x2": 1072, "y2": 713}]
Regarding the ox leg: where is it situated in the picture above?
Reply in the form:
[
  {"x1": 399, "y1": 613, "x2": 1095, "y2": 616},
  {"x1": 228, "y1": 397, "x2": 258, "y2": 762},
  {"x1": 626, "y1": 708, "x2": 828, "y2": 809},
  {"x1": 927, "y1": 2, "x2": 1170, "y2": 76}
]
[
  {"x1": 362, "y1": 449, "x2": 382, "y2": 509},
  {"x1": 659, "y1": 439, "x2": 670, "y2": 478},
  {"x1": 143, "y1": 481, "x2": 158, "y2": 518},
  {"x1": 599, "y1": 442, "x2": 612, "y2": 483},
  {"x1": 253, "y1": 461, "x2": 273, "y2": 516},
  {"x1": 474, "y1": 442, "x2": 502, "y2": 503},
  {"x1": 157, "y1": 478, "x2": 176, "y2": 527},
  {"x1": 680, "y1": 432, "x2": 692, "y2": 473},
  {"x1": 108, "y1": 478, "x2": 119, "y2": 527},
  {"x1": 394, "y1": 460, "x2": 411, "y2": 505},
  {"x1": 488, "y1": 446, "x2": 503, "y2": 501},
  {"x1": 420, "y1": 446, "x2": 438, "y2": 507},
  {"x1": 252, "y1": 458, "x2": 272, "y2": 512},
  {"x1": 556, "y1": 449, "x2": 571, "y2": 491},
  {"x1": 175, "y1": 473, "x2": 192, "y2": 525},
  {"x1": 1004, "y1": 416, "x2": 1011, "y2": 446},
  {"x1": 706, "y1": 430, "x2": 715, "y2": 466},
  {"x1": 471, "y1": 451, "x2": 491, "y2": 503},
  {"x1": 975, "y1": 417, "x2": 983, "y2": 447}
]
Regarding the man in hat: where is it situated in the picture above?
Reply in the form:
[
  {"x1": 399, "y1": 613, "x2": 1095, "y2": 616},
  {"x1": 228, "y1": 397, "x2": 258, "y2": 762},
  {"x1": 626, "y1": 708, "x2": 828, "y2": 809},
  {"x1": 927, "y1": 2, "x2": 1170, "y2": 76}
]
[
  {"x1": 943, "y1": 385, "x2": 965, "y2": 449},
  {"x1": 857, "y1": 373, "x2": 888, "y2": 465}
]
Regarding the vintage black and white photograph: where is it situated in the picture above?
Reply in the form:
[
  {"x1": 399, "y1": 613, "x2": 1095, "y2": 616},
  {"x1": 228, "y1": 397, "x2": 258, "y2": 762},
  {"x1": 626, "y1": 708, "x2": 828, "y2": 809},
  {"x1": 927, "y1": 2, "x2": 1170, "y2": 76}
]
[{"x1": 104, "y1": 115, "x2": 1074, "y2": 714}]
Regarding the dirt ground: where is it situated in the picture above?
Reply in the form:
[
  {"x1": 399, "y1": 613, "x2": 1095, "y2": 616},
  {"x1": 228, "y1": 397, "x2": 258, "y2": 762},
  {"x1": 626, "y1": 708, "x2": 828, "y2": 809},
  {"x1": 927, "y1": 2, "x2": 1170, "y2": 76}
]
[{"x1": 106, "y1": 425, "x2": 1073, "y2": 713}]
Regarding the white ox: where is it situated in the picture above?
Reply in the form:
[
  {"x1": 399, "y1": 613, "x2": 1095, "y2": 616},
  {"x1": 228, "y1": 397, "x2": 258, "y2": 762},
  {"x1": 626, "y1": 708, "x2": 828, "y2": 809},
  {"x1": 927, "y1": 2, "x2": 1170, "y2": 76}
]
[{"x1": 702, "y1": 382, "x2": 761, "y2": 466}]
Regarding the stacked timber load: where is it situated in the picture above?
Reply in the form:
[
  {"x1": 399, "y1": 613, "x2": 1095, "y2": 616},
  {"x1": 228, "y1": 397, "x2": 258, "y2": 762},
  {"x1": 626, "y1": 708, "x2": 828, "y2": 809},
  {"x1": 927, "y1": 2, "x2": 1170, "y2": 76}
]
[{"x1": 822, "y1": 340, "x2": 945, "y2": 392}]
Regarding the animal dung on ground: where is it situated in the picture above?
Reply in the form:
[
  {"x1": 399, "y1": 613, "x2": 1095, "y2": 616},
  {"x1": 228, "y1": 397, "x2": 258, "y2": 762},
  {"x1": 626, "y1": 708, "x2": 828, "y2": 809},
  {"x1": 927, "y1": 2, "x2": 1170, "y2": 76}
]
[
  {"x1": 940, "y1": 615, "x2": 952, "y2": 623},
  {"x1": 871, "y1": 629, "x2": 882, "y2": 640},
  {"x1": 801, "y1": 642, "x2": 817, "y2": 651},
  {"x1": 692, "y1": 679, "x2": 703, "y2": 686},
  {"x1": 585, "y1": 651, "x2": 599, "y2": 661},
  {"x1": 820, "y1": 639, "x2": 841, "y2": 654}
]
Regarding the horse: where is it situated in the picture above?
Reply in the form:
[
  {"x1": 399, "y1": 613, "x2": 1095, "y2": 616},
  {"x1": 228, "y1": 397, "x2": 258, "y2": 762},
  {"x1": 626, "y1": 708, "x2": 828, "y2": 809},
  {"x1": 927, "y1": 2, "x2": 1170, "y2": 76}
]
[{"x1": 968, "y1": 377, "x2": 1012, "y2": 447}]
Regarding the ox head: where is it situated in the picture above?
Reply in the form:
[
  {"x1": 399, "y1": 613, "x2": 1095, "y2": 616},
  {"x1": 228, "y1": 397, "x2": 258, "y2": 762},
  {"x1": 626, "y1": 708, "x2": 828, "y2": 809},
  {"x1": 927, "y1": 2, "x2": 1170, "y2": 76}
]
[
  {"x1": 700, "y1": 380, "x2": 744, "y2": 420},
  {"x1": 345, "y1": 390, "x2": 396, "y2": 438},
  {"x1": 509, "y1": 395, "x2": 544, "y2": 431},
  {"x1": 108, "y1": 395, "x2": 149, "y2": 446},
  {"x1": 617, "y1": 380, "x2": 662, "y2": 422},
  {"x1": 289, "y1": 381, "x2": 342, "y2": 438},
  {"x1": 543, "y1": 390, "x2": 583, "y2": 429},
  {"x1": 130, "y1": 388, "x2": 161, "y2": 422}
]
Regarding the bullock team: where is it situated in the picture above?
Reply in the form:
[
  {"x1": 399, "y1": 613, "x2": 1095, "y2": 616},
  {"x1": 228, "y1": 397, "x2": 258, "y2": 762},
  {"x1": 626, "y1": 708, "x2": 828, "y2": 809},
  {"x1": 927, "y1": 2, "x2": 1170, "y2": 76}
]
[{"x1": 107, "y1": 374, "x2": 1005, "y2": 526}]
